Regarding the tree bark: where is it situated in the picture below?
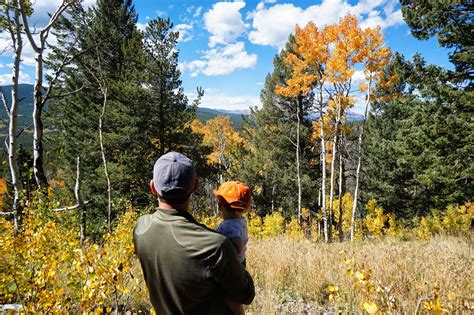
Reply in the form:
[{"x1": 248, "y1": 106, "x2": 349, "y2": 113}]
[
  {"x1": 271, "y1": 184, "x2": 276, "y2": 213},
  {"x1": 318, "y1": 85, "x2": 329, "y2": 242},
  {"x1": 19, "y1": 0, "x2": 73, "y2": 189},
  {"x1": 75, "y1": 157, "x2": 86, "y2": 245},
  {"x1": 350, "y1": 78, "x2": 372, "y2": 241},
  {"x1": 295, "y1": 96, "x2": 302, "y2": 224},
  {"x1": 7, "y1": 2, "x2": 24, "y2": 235},
  {"x1": 99, "y1": 88, "x2": 112, "y2": 233},
  {"x1": 328, "y1": 97, "x2": 343, "y2": 242},
  {"x1": 32, "y1": 52, "x2": 48, "y2": 188},
  {"x1": 338, "y1": 152, "x2": 345, "y2": 241}
]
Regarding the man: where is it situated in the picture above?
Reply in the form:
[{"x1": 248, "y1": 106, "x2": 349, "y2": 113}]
[{"x1": 133, "y1": 152, "x2": 255, "y2": 314}]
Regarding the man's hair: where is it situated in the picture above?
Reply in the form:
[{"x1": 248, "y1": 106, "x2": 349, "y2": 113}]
[{"x1": 158, "y1": 193, "x2": 190, "y2": 205}]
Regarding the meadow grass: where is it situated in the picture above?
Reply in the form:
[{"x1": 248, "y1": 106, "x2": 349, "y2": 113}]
[{"x1": 244, "y1": 236, "x2": 473, "y2": 314}]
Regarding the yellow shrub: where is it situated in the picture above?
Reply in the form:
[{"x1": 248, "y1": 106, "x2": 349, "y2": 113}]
[
  {"x1": 0, "y1": 203, "x2": 145, "y2": 312},
  {"x1": 196, "y1": 214, "x2": 222, "y2": 230},
  {"x1": 332, "y1": 193, "x2": 355, "y2": 236},
  {"x1": 417, "y1": 217, "x2": 432, "y2": 241},
  {"x1": 247, "y1": 212, "x2": 263, "y2": 238},
  {"x1": 364, "y1": 199, "x2": 389, "y2": 238},
  {"x1": 442, "y1": 203, "x2": 472, "y2": 236},
  {"x1": 284, "y1": 218, "x2": 305, "y2": 241},
  {"x1": 262, "y1": 212, "x2": 285, "y2": 237}
]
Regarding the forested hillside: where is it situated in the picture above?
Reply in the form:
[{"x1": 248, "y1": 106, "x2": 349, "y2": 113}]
[{"x1": 0, "y1": 0, "x2": 471, "y2": 313}]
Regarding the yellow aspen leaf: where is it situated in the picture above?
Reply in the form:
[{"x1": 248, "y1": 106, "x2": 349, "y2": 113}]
[
  {"x1": 327, "y1": 285, "x2": 338, "y2": 292},
  {"x1": 423, "y1": 301, "x2": 433, "y2": 310},
  {"x1": 363, "y1": 302, "x2": 379, "y2": 314},
  {"x1": 55, "y1": 288, "x2": 64, "y2": 295}
]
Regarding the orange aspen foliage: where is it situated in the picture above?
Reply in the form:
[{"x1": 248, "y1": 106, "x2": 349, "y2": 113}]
[{"x1": 191, "y1": 116, "x2": 244, "y2": 169}]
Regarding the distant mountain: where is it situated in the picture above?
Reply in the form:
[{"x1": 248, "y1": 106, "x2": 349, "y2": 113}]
[
  {"x1": 0, "y1": 84, "x2": 247, "y2": 129},
  {"x1": 306, "y1": 110, "x2": 365, "y2": 123},
  {"x1": 0, "y1": 84, "x2": 35, "y2": 128},
  {"x1": 195, "y1": 107, "x2": 247, "y2": 128},
  {"x1": 0, "y1": 84, "x2": 364, "y2": 133}
]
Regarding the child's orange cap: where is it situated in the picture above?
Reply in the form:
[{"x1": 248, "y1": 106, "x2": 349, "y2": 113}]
[{"x1": 214, "y1": 181, "x2": 251, "y2": 212}]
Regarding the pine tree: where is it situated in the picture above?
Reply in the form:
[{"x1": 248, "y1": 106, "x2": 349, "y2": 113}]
[
  {"x1": 400, "y1": 0, "x2": 473, "y2": 87},
  {"x1": 363, "y1": 52, "x2": 473, "y2": 217},
  {"x1": 47, "y1": 0, "x2": 146, "y2": 234}
]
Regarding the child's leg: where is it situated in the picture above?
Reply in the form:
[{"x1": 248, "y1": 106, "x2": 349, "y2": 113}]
[{"x1": 225, "y1": 299, "x2": 245, "y2": 315}]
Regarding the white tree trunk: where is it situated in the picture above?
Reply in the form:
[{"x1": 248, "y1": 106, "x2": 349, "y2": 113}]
[
  {"x1": 350, "y1": 78, "x2": 372, "y2": 241},
  {"x1": 32, "y1": 52, "x2": 48, "y2": 188},
  {"x1": 318, "y1": 88, "x2": 329, "y2": 243},
  {"x1": 296, "y1": 97, "x2": 302, "y2": 224},
  {"x1": 7, "y1": 2, "x2": 24, "y2": 234},
  {"x1": 75, "y1": 157, "x2": 86, "y2": 245},
  {"x1": 338, "y1": 152, "x2": 344, "y2": 241},
  {"x1": 328, "y1": 97, "x2": 342, "y2": 242},
  {"x1": 19, "y1": 0, "x2": 72, "y2": 189},
  {"x1": 98, "y1": 88, "x2": 112, "y2": 233}
]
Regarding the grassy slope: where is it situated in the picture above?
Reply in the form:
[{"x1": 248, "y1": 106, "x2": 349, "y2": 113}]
[{"x1": 245, "y1": 236, "x2": 472, "y2": 314}]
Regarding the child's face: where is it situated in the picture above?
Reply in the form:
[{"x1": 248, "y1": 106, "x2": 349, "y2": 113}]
[{"x1": 219, "y1": 203, "x2": 243, "y2": 220}]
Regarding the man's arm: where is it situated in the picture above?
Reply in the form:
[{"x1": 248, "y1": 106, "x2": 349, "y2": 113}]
[
  {"x1": 229, "y1": 236, "x2": 244, "y2": 254},
  {"x1": 210, "y1": 238, "x2": 255, "y2": 305}
]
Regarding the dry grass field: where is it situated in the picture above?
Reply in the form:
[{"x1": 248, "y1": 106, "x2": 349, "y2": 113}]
[{"x1": 245, "y1": 236, "x2": 473, "y2": 314}]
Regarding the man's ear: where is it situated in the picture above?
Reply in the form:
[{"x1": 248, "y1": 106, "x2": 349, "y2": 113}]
[
  {"x1": 150, "y1": 179, "x2": 158, "y2": 196},
  {"x1": 192, "y1": 177, "x2": 199, "y2": 193}
]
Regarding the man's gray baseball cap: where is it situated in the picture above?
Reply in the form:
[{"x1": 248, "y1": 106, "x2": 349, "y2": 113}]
[{"x1": 153, "y1": 152, "x2": 197, "y2": 201}]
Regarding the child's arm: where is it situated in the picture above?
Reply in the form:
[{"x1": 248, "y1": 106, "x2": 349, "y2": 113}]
[{"x1": 229, "y1": 236, "x2": 244, "y2": 254}]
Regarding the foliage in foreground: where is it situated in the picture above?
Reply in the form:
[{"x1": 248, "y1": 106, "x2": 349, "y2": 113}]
[
  {"x1": 0, "y1": 203, "x2": 147, "y2": 313},
  {"x1": 0, "y1": 197, "x2": 472, "y2": 313}
]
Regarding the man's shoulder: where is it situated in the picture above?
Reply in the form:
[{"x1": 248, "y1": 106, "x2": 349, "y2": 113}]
[{"x1": 133, "y1": 213, "x2": 155, "y2": 236}]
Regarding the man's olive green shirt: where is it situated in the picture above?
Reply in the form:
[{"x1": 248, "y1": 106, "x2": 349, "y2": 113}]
[{"x1": 133, "y1": 208, "x2": 255, "y2": 314}]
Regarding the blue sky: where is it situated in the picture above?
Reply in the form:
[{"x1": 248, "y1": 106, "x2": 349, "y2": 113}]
[{"x1": 0, "y1": 0, "x2": 452, "y2": 112}]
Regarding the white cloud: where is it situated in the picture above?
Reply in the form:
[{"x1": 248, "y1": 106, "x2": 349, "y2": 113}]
[
  {"x1": 137, "y1": 22, "x2": 148, "y2": 32},
  {"x1": 181, "y1": 2, "x2": 256, "y2": 77},
  {"x1": 249, "y1": 0, "x2": 404, "y2": 49},
  {"x1": 156, "y1": 10, "x2": 167, "y2": 17},
  {"x1": 204, "y1": 1, "x2": 248, "y2": 47},
  {"x1": 188, "y1": 89, "x2": 261, "y2": 111},
  {"x1": 352, "y1": 70, "x2": 367, "y2": 84},
  {"x1": 175, "y1": 24, "x2": 193, "y2": 42},
  {"x1": 181, "y1": 42, "x2": 257, "y2": 77},
  {"x1": 0, "y1": 70, "x2": 33, "y2": 85},
  {"x1": 193, "y1": 6, "x2": 202, "y2": 18}
]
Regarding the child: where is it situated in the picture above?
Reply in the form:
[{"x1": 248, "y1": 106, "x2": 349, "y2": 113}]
[{"x1": 214, "y1": 181, "x2": 251, "y2": 315}]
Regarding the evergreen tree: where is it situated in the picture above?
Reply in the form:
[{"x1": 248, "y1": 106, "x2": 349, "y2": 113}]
[
  {"x1": 363, "y1": 52, "x2": 473, "y2": 217},
  {"x1": 400, "y1": 0, "x2": 473, "y2": 87},
  {"x1": 142, "y1": 17, "x2": 203, "y2": 161},
  {"x1": 47, "y1": 2, "x2": 206, "y2": 235}
]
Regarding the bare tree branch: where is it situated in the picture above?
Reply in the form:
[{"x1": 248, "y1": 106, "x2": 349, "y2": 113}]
[
  {"x1": 46, "y1": 84, "x2": 85, "y2": 100},
  {"x1": 51, "y1": 200, "x2": 90, "y2": 212},
  {"x1": 0, "y1": 88, "x2": 11, "y2": 117}
]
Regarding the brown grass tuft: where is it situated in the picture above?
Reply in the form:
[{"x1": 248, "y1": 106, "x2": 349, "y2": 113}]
[{"x1": 245, "y1": 236, "x2": 473, "y2": 314}]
